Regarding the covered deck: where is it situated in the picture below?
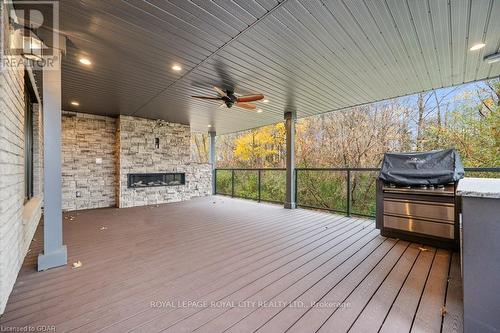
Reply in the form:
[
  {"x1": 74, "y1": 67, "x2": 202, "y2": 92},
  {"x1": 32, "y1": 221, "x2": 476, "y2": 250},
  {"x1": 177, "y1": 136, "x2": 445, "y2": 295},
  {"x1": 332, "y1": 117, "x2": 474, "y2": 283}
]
[{"x1": 0, "y1": 197, "x2": 462, "y2": 332}]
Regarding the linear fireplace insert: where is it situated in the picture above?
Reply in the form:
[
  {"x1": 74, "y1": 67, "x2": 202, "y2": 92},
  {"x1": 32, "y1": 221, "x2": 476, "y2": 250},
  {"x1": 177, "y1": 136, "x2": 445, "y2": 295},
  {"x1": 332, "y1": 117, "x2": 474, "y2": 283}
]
[{"x1": 128, "y1": 173, "x2": 185, "y2": 188}]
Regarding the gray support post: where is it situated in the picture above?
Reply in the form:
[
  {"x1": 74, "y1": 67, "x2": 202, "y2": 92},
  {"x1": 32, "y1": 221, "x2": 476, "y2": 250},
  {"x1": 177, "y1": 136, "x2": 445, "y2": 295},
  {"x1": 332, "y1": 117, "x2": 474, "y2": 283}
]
[
  {"x1": 38, "y1": 49, "x2": 67, "y2": 271},
  {"x1": 208, "y1": 131, "x2": 216, "y2": 195},
  {"x1": 284, "y1": 111, "x2": 296, "y2": 209}
]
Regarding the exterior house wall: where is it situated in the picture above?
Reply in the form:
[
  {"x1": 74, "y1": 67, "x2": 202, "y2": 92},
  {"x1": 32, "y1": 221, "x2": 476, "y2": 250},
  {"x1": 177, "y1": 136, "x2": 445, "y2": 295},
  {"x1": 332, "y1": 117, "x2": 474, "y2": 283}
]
[
  {"x1": 0, "y1": 3, "x2": 43, "y2": 314},
  {"x1": 117, "y1": 115, "x2": 212, "y2": 208},
  {"x1": 61, "y1": 112, "x2": 117, "y2": 211}
]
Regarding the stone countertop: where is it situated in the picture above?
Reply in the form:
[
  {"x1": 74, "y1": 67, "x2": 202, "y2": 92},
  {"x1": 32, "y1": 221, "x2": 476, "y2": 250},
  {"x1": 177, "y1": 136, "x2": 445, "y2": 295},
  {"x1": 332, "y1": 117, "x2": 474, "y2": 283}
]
[{"x1": 456, "y1": 178, "x2": 500, "y2": 199}]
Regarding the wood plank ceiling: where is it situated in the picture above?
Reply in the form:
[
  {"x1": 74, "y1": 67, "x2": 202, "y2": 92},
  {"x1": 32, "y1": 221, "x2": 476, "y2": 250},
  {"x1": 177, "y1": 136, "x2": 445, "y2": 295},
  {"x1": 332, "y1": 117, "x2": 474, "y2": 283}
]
[{"x1": 49, "y1": 0, "x2": 500, "y2": 134}]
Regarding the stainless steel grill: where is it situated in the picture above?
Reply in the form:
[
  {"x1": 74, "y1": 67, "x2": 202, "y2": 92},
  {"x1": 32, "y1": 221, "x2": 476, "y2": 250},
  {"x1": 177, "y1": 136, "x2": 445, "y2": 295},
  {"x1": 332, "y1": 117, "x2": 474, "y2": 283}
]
[{"x1": 376, "y1": 150, "x2": 463, "y2": 249}]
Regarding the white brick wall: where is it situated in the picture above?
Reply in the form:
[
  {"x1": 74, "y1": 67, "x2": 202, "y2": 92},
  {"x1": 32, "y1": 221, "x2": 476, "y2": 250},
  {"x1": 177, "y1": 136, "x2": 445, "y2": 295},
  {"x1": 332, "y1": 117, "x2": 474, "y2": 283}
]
[{"x1": 0, "y1": 4, "x2": 43, "y2": 315}]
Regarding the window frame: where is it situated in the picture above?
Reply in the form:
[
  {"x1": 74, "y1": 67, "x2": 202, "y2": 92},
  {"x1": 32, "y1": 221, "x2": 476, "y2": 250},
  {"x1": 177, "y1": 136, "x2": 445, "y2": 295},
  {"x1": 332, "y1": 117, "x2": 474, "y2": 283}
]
[{"x1": 24, "y1": 72, "x2": 36, "y2": 203}]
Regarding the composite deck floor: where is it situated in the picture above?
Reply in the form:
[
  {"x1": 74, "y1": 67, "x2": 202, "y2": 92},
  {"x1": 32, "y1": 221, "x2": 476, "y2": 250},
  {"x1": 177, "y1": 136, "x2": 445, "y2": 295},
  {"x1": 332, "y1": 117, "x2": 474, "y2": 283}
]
[{"x1": 0, "y1": 196, "x2": 462, "y2": 333}]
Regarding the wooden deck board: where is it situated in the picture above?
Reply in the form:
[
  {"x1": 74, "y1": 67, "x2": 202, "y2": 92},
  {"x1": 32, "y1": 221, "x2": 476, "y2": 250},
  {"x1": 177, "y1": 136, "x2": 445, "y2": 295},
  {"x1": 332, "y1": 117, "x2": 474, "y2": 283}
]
[
  {"x1": 347, "y1": 243, "x2": 422, "y2": 333},
  {"x1": 0, "y1": 196, "x2": 462, "y2": 332},
  {"x1": 411, "y1": 249, "x2": 451, "y2": 333},
  {"x1": 442, "y1": 253, "x2": 463, "y2": 333},
  {"x1": 66, "y1": 216, "x2": 354, "y2": 332},
  {"x1": 7, "y1": 210, "x2": 339, "y2": 320},
  {"x1": 379, "y1": 247, "x2": 436, "y2": 333}
]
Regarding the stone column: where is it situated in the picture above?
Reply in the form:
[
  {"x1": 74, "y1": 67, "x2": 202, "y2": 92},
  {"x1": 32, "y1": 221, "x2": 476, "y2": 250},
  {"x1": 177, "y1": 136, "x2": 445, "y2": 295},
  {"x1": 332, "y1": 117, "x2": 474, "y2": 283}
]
[
  {"x1": 284, "y1": 111, "x2": 296, "y2": 209},
  {"x1": 38, "y1": 48, "x2": 67, "y2": 271},
  {"x1": 208, "y1": 131, "x2": 216, "y2": 195}
]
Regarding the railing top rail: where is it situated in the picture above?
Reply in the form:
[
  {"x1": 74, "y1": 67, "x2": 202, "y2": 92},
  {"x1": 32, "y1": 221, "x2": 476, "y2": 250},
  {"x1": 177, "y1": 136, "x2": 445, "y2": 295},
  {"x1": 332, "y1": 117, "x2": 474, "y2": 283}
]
[
  {"x1": 296, "y1": 167, "x2": 380, "y2": 171},
  {"x1": 216, "y1": 167, "x2": 500, "y2": 172},
  {"x1": 463, "y1": 167, "x2": 500, "y2": 172},
  {"x1": 216, "y1": 168, "x2": 286, "y2": 171}
]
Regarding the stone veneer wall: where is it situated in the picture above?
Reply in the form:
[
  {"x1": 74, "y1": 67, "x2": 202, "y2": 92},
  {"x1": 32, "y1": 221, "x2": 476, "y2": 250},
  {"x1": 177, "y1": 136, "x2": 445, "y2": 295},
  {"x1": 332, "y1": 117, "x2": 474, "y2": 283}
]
[
  {"x1": 61, "y1": 112, "x2": 117, "y2": 211},
  {"x1": 117, "y1": 115, "x2": 211, "y2": 208},
  {"x1": 0, "y1": 2, "x2": 43, "y2": 314}
]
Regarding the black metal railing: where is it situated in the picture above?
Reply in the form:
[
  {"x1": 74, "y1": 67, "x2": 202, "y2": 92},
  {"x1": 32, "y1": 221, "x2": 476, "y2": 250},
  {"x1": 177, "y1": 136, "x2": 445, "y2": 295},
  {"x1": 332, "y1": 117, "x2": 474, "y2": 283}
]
[
  {"x1": 215, "y1": 167, "x2": 500, "y2": 218},
  {"x1": 215, "y1": 168, "x2": 286, "y2": 204}
]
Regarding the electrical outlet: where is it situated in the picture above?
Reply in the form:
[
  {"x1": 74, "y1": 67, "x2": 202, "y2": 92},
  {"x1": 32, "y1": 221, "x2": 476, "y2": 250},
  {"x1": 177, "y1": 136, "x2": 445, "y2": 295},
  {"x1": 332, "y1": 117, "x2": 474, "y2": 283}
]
[{"x1": 76, "y1": 191, "x2": 81, "y2": 198}]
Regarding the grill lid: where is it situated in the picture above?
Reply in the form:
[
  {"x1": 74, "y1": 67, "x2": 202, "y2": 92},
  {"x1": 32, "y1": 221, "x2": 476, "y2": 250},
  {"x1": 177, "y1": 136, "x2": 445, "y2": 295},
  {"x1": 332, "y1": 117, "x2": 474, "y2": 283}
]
[{"x1": 378, "y1": 149, "x2": 464, "y2": 185}]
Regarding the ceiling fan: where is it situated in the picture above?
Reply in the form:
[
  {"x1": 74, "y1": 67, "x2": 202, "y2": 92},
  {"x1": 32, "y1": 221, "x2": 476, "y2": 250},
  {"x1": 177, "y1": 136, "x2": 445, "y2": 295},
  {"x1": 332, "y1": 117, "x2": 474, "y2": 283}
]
[{"x1": 192, "y1": 87, "x2": 264, "y2": 110}]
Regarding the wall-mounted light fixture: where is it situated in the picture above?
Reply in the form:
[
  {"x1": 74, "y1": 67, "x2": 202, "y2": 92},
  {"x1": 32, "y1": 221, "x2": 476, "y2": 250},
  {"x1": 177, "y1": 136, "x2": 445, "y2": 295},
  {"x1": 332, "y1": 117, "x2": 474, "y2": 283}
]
[
  {"x1": 22, "y1": 34, "x2": 43, "y2": 61},
  {"x1": 8, "y1": 17, "x2": 44, "y2": 62}
]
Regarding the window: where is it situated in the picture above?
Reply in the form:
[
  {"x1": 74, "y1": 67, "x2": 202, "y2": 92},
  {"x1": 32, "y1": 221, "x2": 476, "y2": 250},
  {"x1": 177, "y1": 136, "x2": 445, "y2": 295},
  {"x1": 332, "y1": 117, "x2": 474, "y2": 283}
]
[{"x1": 24, "y1": 72, "x2": 36, "y2": 203}]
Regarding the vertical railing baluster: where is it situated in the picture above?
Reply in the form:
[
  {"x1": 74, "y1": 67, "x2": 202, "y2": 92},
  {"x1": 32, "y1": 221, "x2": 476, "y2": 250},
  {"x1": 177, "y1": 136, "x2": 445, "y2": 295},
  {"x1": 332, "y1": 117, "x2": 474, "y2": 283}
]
[
  {"x1": 231, "y1": 169, "x2": 235, "y2": 197},
  {"x1": 346, "y1": 169, "x2": 352, "y2": 217},
  {"x1": 214, "y1": 169, "x2": 217, "y2": 194},
  {"x1": 258, "y1": 169, "x2": 261, "y2": 202},
  {"x1": 294, "y1": 169, "x2": 298, "y2": 206}
]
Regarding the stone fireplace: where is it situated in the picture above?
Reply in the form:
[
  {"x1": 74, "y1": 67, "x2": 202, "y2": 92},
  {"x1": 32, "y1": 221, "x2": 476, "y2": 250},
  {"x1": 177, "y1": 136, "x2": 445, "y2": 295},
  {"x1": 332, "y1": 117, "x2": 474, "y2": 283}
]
[
  {"x1": 117, "y1": 115, "x2": 211, "y2": 208},
  {"x1": 61, "y1": 112, "x2": 211, "y2": 211}
]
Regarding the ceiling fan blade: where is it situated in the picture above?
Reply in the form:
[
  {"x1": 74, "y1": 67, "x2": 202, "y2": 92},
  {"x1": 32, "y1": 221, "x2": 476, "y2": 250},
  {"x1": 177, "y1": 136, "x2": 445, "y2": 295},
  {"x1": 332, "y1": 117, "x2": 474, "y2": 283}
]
[
  {"x1": 237, "y1": 94, "x2": 264, "y2": 103},
  {"x1": 213, "y1": 86, "x2": 227, "y2": 97},
  {"x1": 235, "y1": 102, "x2": 257, "y2": 110},
  {"x1": 192, "y1": 96, "x2": 223, "y2": 100}
]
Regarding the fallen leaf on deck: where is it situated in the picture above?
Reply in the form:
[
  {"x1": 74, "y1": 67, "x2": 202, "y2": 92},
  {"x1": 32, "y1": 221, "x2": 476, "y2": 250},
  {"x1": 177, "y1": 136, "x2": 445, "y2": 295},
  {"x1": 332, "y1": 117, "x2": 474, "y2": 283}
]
[{"x1": 72, "y1": 261, "x2": 82, "y2": 269}]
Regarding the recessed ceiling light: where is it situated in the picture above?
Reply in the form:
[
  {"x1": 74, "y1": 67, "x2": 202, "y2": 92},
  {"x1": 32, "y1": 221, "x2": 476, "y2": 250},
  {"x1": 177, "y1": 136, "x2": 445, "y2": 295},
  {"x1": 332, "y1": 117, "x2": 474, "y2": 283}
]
[
  {"x1": 71, "y1": 101, "x2": 79, "y2": 106},
  {"x1": 172, "y1": 64, "x2": 182, "y2": 71},
  {"x1": 262, "y1": 99, "x2": 269, "y2": 103},
  {"x1": 79, "y1": 58, "x2": 92, "y2": 65},
  {"x1": 257, "y1": 109, "x2": 263, "y2": 113},
  {"x1": 207, "y1": 124, "x2": 212, "y2": 127},
  {"x1": 469, "y1": 43, "x2": 486, "y2": 51}
]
